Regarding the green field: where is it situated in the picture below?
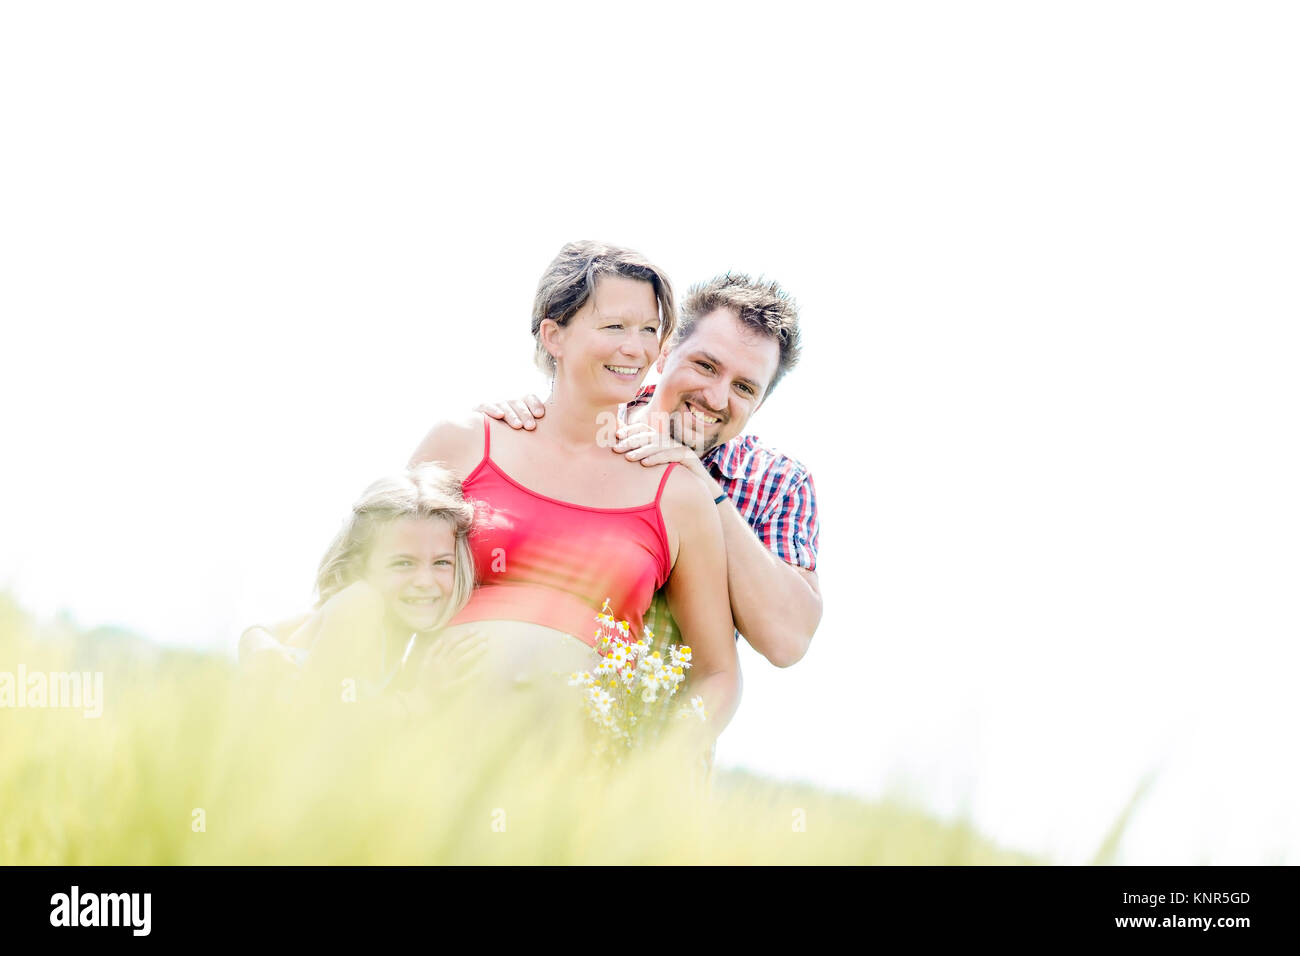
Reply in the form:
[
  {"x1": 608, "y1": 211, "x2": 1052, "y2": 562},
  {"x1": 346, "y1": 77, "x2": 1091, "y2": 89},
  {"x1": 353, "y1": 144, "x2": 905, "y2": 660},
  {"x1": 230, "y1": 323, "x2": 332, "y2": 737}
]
[{"x1": 1, "y1": 595, "x2": 1039, "y2": 865}]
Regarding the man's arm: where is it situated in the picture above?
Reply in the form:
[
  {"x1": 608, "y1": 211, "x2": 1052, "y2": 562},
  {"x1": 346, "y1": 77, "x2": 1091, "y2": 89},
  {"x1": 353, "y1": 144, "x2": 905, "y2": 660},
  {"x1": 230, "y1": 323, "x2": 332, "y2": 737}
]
[
  {"x1": 717, "y1": 501, "x2": 822, "y2": 668},
  {"x1": 615, "y1": 424, "x2": 822, "y2": 667}
]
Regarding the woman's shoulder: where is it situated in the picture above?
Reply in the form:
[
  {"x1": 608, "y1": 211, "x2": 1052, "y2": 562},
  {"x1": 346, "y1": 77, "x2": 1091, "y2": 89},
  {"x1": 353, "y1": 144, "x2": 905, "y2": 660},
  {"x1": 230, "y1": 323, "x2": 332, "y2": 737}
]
[
  {"x1": 656, "y1": 464, "x2": 725, "y2": 574},
  {"x1": 408, "y1": 412, "x2": 487, "y2": 474},
  {"x1": 657, "y1": 463, "x2": 718, "y2": 522}
]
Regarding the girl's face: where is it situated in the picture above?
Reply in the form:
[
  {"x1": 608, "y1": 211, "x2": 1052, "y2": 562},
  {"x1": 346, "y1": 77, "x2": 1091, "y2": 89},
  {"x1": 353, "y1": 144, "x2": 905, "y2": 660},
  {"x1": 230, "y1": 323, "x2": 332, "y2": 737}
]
[
  {"x1": 362, "y1": 515, "x2": 458, "y2": 634},
  {"x1": 546, "y1": 275, "x2": 662, "y2": 405}
]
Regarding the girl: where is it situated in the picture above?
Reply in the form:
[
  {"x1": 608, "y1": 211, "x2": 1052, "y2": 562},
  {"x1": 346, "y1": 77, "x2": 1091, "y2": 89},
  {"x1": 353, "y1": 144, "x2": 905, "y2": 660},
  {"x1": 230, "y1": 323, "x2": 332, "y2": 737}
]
[{"x1": 239, "y1": 462, "x2": 485, "y2": 703}]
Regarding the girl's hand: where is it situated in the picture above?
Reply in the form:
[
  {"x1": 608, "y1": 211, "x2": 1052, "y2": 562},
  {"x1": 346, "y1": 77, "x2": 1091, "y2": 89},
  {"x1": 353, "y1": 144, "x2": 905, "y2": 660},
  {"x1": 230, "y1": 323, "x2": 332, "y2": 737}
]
[{"x1": 411, "y1": 628, "x2": 490, "y2": 697}]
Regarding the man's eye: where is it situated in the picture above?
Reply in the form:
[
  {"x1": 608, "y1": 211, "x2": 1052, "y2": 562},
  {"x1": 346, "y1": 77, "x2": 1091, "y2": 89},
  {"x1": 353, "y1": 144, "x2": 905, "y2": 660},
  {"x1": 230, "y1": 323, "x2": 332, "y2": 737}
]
[
  {"x1": 737, "y1": 383, "x2": 754, "y2": 395},
  {"x1": 697, "y1": 361, "x2": 712, "y2": 372}
]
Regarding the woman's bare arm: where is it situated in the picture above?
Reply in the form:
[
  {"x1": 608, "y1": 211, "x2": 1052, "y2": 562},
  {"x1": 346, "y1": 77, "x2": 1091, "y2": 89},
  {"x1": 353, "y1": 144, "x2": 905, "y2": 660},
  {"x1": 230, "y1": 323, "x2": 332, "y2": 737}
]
[
  {"x1": 407, "y1": 413, "x2": 484, "y2": 474},
  {"x1": 660, "y1": 468, "x2": 741, "y2": 738}
]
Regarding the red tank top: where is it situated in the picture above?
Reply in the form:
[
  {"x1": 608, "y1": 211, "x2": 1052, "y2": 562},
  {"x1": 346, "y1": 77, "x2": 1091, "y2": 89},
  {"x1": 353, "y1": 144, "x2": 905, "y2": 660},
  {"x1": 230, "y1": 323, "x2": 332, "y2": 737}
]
[{"x1": 447, "y1": 415, "x2": 677, "y2": 647}]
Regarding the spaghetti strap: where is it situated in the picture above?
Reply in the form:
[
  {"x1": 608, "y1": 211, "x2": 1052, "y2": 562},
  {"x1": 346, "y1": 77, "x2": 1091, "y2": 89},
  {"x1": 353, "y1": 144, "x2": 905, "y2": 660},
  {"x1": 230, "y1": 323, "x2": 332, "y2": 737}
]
[
  {"x1": 653, "y1": 461, "x2": 677, "y2": 505},
  {"x1": 448, "y1": 434, "x2": 681, "y2": 643},
  {"x1": 481, "y1": 412, "x2": 491, "y2": 459}
]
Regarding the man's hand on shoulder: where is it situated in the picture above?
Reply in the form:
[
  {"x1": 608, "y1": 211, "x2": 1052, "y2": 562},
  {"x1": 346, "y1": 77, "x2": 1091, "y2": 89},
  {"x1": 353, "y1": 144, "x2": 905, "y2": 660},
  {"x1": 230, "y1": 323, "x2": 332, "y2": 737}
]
[
  {"x1": 475, "y1": 395, "x2": 546, "y2": 430},
  {"x1": 612, "y1": 421, "x2": 713, "y2": 485}
]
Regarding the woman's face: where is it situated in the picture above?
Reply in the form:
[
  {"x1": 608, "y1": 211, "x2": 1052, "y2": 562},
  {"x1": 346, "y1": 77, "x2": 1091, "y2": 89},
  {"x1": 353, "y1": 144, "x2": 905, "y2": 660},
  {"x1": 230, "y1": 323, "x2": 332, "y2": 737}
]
[
  {"x1": 546, "y1": 275, "x2": 661, "y2": 405},
  {"x1": 362, "y1": 516, "x2": 458, "y2": 634}
]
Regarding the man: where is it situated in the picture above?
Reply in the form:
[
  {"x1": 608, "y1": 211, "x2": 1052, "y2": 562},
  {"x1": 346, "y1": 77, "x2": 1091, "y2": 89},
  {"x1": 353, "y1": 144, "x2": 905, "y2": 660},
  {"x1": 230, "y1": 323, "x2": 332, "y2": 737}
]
[{"x1": 482, "y1": 272, "x2": 822, "y2": 667}]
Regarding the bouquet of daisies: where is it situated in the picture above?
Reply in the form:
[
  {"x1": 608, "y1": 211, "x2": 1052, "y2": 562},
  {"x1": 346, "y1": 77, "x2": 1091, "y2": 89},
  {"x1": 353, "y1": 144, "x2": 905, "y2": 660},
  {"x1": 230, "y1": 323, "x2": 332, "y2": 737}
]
[{"x1": 568, "y1": 600, "x2": 707, "y2": 756}]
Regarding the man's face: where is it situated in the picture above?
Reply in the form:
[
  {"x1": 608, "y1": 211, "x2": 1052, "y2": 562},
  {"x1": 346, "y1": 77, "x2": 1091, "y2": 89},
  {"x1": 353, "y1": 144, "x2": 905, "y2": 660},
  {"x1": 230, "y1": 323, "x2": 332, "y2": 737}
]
[{"x1": 649, "y1": 307, "x2": 781, "y2": 455}]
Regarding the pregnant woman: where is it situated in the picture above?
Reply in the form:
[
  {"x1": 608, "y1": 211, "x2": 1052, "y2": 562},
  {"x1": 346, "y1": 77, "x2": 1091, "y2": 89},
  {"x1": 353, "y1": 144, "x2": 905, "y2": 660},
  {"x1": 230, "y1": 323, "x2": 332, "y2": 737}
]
[{"x1": 408, "y1": 241, "x2": 740, "y2": 736}]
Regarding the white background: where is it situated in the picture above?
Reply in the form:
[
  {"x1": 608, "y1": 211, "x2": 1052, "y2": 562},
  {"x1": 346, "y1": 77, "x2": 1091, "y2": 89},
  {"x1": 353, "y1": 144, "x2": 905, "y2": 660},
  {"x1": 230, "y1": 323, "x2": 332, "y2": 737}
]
[{"x1": 2, "y1": 2, "x2": 1297, "y2": 864}]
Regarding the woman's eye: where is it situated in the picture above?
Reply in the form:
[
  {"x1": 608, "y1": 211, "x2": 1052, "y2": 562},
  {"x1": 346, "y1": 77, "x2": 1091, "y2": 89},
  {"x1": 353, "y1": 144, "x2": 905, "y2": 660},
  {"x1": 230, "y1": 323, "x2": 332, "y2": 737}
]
[{"x1": 435, "y1": 560, "x2": 453, "y2": 568}]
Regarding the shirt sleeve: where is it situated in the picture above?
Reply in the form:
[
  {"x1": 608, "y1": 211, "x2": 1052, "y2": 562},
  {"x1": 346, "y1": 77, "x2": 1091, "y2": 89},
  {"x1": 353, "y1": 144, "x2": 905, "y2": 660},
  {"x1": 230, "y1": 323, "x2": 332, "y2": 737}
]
[
  {"x1": 755, "y1": 471, "x2": 820, "y2": 572},
  {"x1": 642, "y1": 588, "x2": 679, "y2": 646}
]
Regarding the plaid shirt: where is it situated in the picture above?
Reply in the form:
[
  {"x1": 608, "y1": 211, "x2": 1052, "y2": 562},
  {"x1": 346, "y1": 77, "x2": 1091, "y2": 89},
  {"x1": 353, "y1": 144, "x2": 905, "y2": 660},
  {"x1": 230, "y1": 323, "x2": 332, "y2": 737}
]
[{"x1": 626, "y1": 386, "x2": 821, "y2": 649}]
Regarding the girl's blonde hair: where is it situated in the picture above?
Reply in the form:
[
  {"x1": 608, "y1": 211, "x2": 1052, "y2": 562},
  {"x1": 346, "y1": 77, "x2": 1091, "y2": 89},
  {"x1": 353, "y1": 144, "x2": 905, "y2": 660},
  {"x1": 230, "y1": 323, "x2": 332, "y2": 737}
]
[{"x1": 315, "y1": 463, "x2": 476, "y2": 632}]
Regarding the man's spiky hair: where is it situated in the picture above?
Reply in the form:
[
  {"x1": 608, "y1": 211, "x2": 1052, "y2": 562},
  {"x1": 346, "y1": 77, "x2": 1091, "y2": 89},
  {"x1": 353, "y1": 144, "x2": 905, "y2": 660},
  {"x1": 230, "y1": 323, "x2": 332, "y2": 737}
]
[{"x1": 673, "y1": 273, "x2": 802, "y2": 399}]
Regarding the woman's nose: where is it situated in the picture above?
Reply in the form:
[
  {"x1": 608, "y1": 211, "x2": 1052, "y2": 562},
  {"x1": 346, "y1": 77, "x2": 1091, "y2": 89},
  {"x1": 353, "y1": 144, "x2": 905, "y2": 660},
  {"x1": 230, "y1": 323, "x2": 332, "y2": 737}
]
[{"x1": 413, "y1": 564, "x2": 438, "y2": 590}]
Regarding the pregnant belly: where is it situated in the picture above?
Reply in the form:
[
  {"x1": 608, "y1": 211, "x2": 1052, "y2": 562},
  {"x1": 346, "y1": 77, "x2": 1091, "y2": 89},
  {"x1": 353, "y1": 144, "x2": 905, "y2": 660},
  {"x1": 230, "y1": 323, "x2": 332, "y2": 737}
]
[{"x1": 437, "y1": 620, "x2": 597, "y2": 694}]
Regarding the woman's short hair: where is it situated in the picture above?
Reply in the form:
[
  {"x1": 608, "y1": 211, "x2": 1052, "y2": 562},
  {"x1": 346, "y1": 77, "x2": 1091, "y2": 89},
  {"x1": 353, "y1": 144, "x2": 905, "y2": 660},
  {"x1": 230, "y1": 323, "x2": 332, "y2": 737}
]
[
  {"x1": 531, "y1": 240, "x2": 677, "y2": 376},
  {"x1": 314, "y1": 463, "x2": 476, "y2": 632}
]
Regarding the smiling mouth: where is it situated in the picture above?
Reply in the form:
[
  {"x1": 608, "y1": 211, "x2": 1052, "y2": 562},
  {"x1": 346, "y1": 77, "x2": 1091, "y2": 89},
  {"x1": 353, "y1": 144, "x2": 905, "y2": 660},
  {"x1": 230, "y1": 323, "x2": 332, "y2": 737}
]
[
  {"x1": 683, "y1": 401, "x2": 723, "y2": 427},
  {"x1": 401, "y1": 597, "x2": 440, "y2": 607},
  {"x1": 604, "y1": 364, "x2": 642, "y2": 377}
]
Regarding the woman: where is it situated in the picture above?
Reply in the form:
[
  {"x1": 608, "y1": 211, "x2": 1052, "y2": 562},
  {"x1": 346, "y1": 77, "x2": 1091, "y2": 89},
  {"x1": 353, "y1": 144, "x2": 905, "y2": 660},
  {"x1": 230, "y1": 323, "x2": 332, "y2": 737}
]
[{"x1": 407, "y1": 241, "x2": 740, "y2": 736}]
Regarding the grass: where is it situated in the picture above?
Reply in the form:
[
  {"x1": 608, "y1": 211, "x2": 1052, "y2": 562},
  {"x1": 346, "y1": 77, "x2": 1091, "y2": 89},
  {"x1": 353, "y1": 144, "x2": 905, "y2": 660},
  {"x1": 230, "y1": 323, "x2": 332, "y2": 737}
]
[{"x1": 0, "y1": 594, "x2": 1040, "y2": 865}]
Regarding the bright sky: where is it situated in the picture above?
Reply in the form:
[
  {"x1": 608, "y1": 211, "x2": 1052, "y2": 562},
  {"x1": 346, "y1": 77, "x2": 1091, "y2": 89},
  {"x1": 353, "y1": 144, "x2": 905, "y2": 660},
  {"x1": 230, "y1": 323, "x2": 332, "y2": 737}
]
[{"x1": 2, "y1": 2, "x2": 1297, "y2": 864}]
